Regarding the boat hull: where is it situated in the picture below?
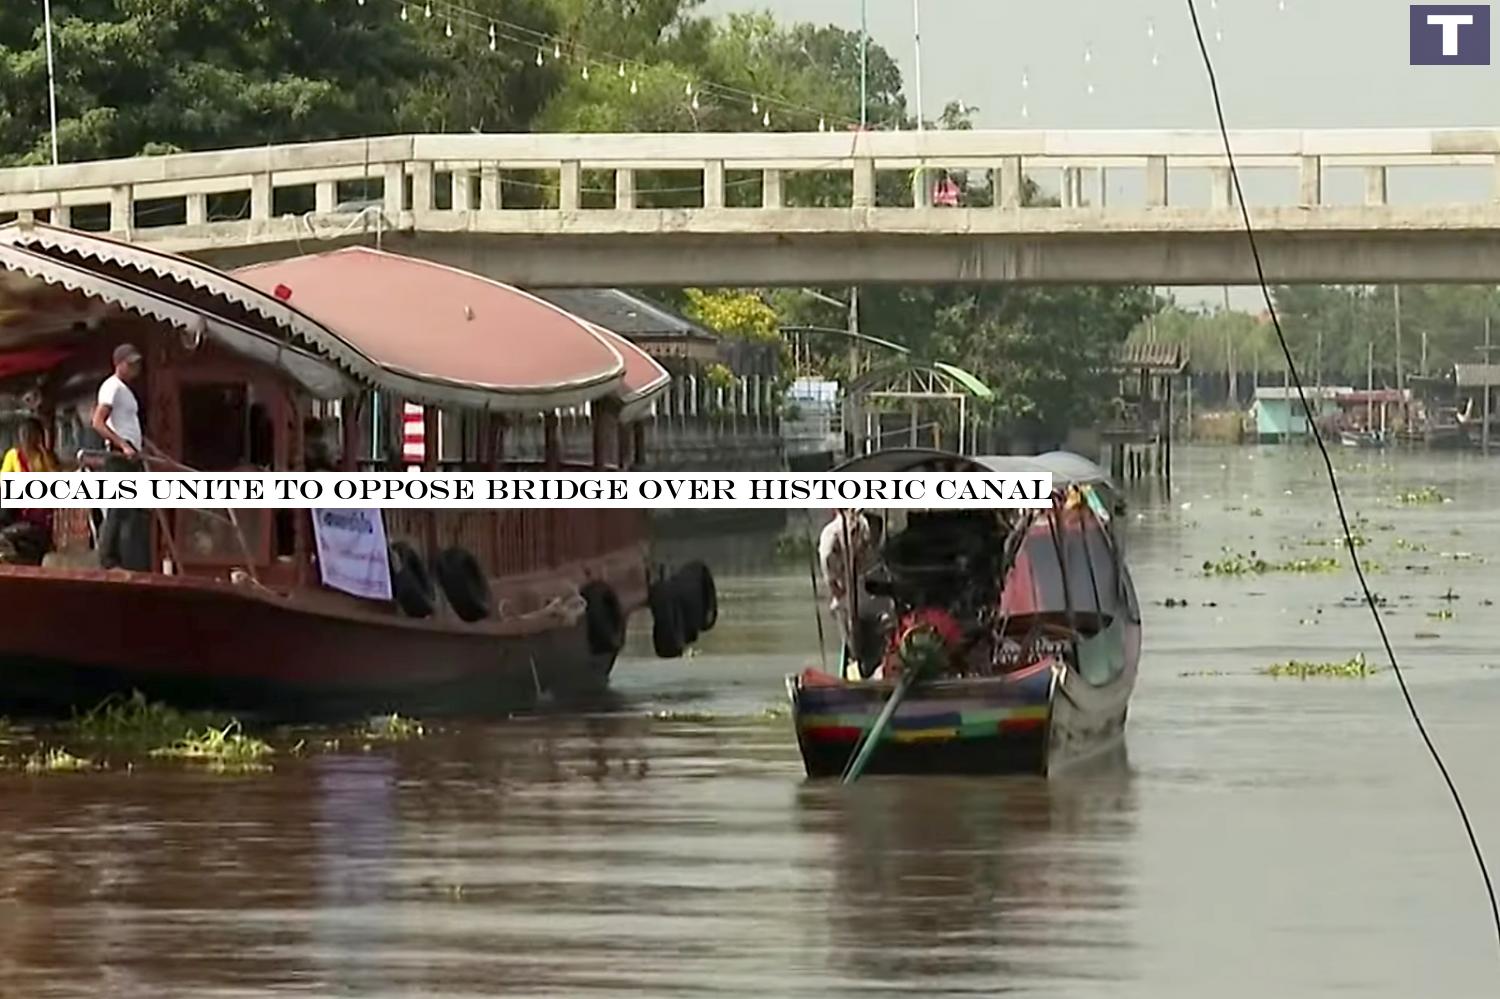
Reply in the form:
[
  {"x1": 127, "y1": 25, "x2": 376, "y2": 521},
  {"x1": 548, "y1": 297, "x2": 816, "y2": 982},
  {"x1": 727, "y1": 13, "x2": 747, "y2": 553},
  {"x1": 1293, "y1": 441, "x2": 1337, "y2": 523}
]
[
  {"x1": 788, "y1": 623, "x2": 1139, "y2": 778},
  {"x1": 0, "y1": 563, "x2": 637, "y2": 721}
]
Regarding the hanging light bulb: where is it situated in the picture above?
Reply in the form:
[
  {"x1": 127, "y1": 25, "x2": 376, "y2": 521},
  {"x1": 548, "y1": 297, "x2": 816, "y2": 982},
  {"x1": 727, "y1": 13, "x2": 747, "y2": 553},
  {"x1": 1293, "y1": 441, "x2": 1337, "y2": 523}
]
[
  {"x1": 1084, "y1": 45, "x2": 1092, "y2": 64},
  {"x1": 536, "y1": 47, "x2": 544, "y2": 65},
  {"x1": 617, "y1": 62, "x2": 626, "y2": 77},
  {"x1": 445, "y1": 20, "x2": 453, "y2": 38},
  {"x1": 1146, "y1": 18, "x2": 1154, "y2": 38},
  {"x1": 423, "y1": 1, "x2": 431, "y2": 17},
  {"x1": 1021, "y1": 103, "x2": 1029, "y2": 120},
  {"x1": 629, "y1": 78, "x2": 639, "y2": 95},
  {"x1": 553, "y1": 41, "x2": 561, "y2": 59},
  {"x1": 1021, "y1": 69, "x2": 1030, "y2": 90},
  {"x1": 1215, "y1": 26, "x2": 1223, "y2": 42},
  {"x1": 751, "y1": 96, "x2": 759, "y2": 113},
  {"x1": 400, "y1": 4, "x2": 408, "y2": 20},
  {"x1": 691, "y1": 91, "x2": 699, "y2": 110},
  {"x1": 582, "y1": 64, "x2": 591, "y2": 80},
  {"x1": 818, "y1": 116, "x2": 826, "y2": 131},
  {"x1": 762, "y1": 109, "x2": 771, "y2": 127},
  {"x1": 685, "y1": 81, "x2": 693, "y2": 97},
  {"x1": 1151, "y1": 51, "x2": 1160, "y2": 67},
  {"x1": 1087, "y1": 82, "x2": 1095, "y2": 96},
  {"x1": 357, "y1": 0, "x2": 365, "y2": 6},
  {"x1": 489, "y1": 35, "x2": 497, "y2": 51}
]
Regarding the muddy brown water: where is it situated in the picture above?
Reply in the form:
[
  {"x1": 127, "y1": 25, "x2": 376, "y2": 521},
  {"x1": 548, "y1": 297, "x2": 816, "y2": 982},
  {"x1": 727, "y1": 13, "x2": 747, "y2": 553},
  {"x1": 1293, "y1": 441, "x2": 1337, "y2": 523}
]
[{"x1": 4, "y1": 444, "x2": 1500, "y2": 997}]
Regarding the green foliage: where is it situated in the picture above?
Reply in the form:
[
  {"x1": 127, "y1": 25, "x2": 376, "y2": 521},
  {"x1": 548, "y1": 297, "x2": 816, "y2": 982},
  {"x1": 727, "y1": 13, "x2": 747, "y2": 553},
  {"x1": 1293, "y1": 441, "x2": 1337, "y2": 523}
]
[
  {"x1": 21, "y1": 747, "x2": 92, "y2": 773},
  {"x1": 1262, "y1": 655, "x2": 1374, "y2": 679},
  {"x1": 364, "y1": 713, "x2": 425, "y2": 741},
  {"x1": 1201, "y1": 547, "x2": 1341, "y2": 576},
  {"x1": 149, "y1": 721, "x2": 273, "y2": 773},
  {"x1": 69, "y1": 690, "x2": 231, "y2": 748},
  {"x1": 1395, "y1": 486, "x2": 1446, "y2": 505},
  {"x1": 683, "y1": 288, "x2": 780, "y2": 343}
]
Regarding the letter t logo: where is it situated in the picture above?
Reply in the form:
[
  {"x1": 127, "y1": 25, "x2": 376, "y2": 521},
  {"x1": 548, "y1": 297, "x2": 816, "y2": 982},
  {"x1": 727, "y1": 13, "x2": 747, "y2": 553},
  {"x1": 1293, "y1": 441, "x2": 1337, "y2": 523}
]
[{"x1": 1429, "y1": 12, "x2": 1475, "y2": 53}]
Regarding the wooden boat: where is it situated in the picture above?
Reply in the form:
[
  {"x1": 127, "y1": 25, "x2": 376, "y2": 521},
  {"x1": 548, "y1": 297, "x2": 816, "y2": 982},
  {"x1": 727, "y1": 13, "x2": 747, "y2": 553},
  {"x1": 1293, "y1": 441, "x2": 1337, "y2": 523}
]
[
  {"x1": 0, "y1": 222, "x2": 708, "y2": 720},
  {"x1": 787, "y1": 449, "x2": 1140, "y2": 778},
  {"x1": 1339, "y1": 429, "x2": 1388, "y2": 448}
]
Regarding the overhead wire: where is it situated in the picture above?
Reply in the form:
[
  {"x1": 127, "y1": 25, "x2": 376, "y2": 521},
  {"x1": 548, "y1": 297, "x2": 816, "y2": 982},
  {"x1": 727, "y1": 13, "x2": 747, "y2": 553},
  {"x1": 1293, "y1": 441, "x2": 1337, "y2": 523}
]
[{"x1": 1181, "y1": 0, "x2": 1500, "y2": 954}]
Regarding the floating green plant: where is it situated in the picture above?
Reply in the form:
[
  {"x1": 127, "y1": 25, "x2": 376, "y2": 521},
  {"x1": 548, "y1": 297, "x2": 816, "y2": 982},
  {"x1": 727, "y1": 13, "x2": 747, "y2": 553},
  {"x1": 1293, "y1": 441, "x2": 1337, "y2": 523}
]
[
  {"x1": 364, "y1": 713, "x2": 425, "y2": 741},
  {"x1": 1261, "y1": 654, "x2": 1375, "y2": 679},
  {"x1": 1427, "y1": 609, "x2": 1455, "y2": 621},
  {"x1": 69, "y1": 691, "x2": 230, "y2": 748},
  {"x1": 22, "y1": 747, "x2": 92, "y2": 773},
  {"x1": 1202, "y1": 548, "x2": 1340, "y2": 577},
  {"x1": 1394, "y1": 537, "x2": 1429, "y2": 553},
  {"x1": 149, "y1": 723, "x2": 272, "y2": 774},
  {"x1": 1395, "y1": 486, "x2": 1446, "y2": 505}
]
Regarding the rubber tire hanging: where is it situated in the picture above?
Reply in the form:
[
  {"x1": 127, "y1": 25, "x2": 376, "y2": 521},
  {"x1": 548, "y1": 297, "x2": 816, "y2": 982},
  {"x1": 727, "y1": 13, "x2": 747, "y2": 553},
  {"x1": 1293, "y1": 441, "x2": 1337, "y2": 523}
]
[
  {"x1": 388, "y1": 540, "x2": 436, "y2": 619},
  {"x1": 675, "y1": 560, "x2": 718, "y2": 633},
  {"x1": 434, "y1": 546, "x2": 493, "y2": 623},
  {"x1": 650, "y1": 579, "x2": 686, "y2": 658},
  {"x1": 581, "y1": 580, "x2": 627, "y2": 654}
]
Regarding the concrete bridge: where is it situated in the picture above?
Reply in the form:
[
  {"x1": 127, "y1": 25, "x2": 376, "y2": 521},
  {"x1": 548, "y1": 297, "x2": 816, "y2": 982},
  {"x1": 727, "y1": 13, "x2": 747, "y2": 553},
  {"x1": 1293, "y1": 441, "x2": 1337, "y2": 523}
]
[{"x1": 3, "y1": 130, "x2": 1500, "y2": 286}]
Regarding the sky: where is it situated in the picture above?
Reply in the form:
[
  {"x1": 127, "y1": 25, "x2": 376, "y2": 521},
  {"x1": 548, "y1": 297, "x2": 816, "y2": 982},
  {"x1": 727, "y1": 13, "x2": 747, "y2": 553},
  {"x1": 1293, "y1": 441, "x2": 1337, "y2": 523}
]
[{"x1": 701, "y1": 0, "x2": 1499, "y2": 307}]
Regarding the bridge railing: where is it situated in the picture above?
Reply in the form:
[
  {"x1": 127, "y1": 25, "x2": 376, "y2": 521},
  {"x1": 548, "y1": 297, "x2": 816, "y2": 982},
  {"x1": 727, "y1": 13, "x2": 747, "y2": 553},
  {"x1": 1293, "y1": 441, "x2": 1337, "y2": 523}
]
[{"x1": 2, "y1": 129, "x2": 1499, "y2": 245}]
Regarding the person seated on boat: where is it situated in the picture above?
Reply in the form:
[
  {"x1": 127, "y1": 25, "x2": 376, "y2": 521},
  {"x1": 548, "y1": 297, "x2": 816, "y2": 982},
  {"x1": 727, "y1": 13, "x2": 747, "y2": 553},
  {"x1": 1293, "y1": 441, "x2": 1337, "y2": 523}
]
[
  {"x1": 0, "y1": 416, "x2": 60, "y2": 565},
  {"x1": 818, "y1": 510, "x2": 877, "y2": 670}
]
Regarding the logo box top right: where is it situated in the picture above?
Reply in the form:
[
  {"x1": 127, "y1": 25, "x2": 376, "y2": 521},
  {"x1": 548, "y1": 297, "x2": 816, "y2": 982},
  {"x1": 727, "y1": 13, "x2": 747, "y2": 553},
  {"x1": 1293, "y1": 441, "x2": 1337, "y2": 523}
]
[{"x1": 1411, "y1": 4, "x2": 1491, "y2": 64}]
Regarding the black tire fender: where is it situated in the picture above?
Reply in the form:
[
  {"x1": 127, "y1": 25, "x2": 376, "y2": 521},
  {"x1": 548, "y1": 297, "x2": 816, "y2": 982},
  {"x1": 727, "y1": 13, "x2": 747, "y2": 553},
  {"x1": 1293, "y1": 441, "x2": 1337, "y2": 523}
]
[
  {"x1": 434, "y1": 546, "x2": 493, "y2": 623},
  {"x1": 649, "y1": 579, "x2": 686, "y2": 659},
  {"x1": 388, "y1": 540, "x2": 436, "y2": 619},
  {"x1": 678, "y1": 560, "x2": 718, "y2": 632},
  {"x1": 581, "y1": 580, "x2": 626, "y2": 654}
]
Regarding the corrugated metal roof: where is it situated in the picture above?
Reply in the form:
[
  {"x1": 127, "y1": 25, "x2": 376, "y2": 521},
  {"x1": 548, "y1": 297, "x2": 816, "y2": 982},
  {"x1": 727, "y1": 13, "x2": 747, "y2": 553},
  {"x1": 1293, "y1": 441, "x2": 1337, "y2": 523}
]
[
  {"x1": 1118, "y1": 341, "x2": 1189, "y2": 372},
  {"x1": 531, "y1": 288, "x2": 718, "y2": 341},
  {"x1": 1455, "y1": 364, "x2": 1500, "y2": 387}
]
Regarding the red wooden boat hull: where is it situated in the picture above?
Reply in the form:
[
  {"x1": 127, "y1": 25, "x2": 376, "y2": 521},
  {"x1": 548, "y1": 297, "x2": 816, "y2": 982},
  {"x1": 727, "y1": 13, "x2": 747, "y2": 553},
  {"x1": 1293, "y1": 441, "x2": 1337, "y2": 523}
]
[{"x1": 0, "y1": 555, "x2": 645, "y2": 720}]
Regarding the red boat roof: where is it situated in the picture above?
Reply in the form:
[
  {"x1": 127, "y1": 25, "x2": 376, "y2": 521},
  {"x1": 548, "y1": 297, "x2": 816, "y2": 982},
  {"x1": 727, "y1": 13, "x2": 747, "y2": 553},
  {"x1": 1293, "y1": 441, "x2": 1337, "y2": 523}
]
[
  {"x1": 234, "y1": 248, "x2": 626, "y2": 412},
  {"x1": 583, "y1": 322, "x2": 670, "y2": 421}
]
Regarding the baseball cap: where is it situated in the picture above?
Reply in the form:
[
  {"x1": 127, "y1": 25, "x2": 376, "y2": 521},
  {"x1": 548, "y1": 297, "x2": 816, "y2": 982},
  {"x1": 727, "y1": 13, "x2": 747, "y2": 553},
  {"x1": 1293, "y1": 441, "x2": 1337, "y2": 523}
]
[{"x1": 112, "y1": 343, "x2": 142, "y2": 365}]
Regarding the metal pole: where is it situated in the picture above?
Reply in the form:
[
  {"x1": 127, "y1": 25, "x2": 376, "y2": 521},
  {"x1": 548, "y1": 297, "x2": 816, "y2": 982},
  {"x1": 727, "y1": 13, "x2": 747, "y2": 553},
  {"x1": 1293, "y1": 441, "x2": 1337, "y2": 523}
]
[
  {"x1": 1394, "y1": 285, "x2": 1405, "y2": 424},
  {"x1": 43, "y1": 0, "x2": 60, "y2": 165},
  {"x1": 913, "y1": 1, "x2": 924, "y2": 131},
  {"x1": 1485, "y1": 316, "x2": 1493, "y2": 457},
  {"x1": 847, "y1": 288, "x2": 860, "y2": 383},
  {"x1": 859, "y1": 0, "x2": 868, "y2": 129}
]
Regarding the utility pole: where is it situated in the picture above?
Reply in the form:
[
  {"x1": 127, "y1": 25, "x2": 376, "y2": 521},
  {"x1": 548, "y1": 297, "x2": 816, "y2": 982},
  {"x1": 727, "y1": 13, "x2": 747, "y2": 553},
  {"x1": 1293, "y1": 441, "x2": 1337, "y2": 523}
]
[
  {"x1": 1421, "y1": 330, "x2": 1429, "y2": 379},
  {"x1": 1223, "y1": 287, "x2": 1236, "y2": 406},
  {"x1": 43, "y1": 0, "x2": 59, "y2": 165},
  {"x1": 848, "y1": 288, "x2": 860, "y2": 385},
  {"x1": 912, "y1": 1, "x2": 924, "y2": 131},
  {"x1": 1394, "y1": 285, "x2": 1405, "y2": 422},
  {"x1": 859, "y1": 0, "x2": 868, "y2": 129},
  {"x1": 1485, "y1": 316, "x2": 1494, "y2": 456}
]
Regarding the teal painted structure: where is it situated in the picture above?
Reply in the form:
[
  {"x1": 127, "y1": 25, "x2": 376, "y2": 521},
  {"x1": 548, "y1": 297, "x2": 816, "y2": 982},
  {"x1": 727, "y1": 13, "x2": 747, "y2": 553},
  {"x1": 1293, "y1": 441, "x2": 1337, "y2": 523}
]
[{"x1": 1251, "y1": 387, "x2": 1348, "y2": 441}]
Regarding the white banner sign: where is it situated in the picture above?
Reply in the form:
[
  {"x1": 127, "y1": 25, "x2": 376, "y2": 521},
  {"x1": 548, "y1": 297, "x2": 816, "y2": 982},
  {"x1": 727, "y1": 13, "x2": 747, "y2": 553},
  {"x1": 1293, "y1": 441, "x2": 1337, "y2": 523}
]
[
  {"x1": 310, "y1": 508, "x2": 392, "y2": 601},
  {"x1": 0, "y1": 472, "x2": 1055, "y2": 510}
]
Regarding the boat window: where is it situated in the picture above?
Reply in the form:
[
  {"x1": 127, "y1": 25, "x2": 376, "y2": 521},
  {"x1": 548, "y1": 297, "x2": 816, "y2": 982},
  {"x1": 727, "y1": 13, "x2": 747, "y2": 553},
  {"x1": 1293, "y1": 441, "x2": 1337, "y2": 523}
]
[{"x1": 1002, "y1": 511, "x2": 1126, "y2": 623}]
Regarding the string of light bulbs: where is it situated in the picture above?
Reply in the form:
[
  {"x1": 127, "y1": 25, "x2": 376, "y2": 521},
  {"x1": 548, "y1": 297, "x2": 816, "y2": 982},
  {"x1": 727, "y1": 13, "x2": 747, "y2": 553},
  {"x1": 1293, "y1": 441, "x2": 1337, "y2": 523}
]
[{"x1": 370, "y1": 0, "x2": 873, "y2": 132}]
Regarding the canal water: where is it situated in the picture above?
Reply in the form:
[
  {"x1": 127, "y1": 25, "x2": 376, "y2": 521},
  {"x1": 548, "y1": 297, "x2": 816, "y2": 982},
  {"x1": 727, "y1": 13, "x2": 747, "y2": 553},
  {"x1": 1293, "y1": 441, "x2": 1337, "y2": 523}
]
[{"x1": 3, "y1": 444, "x2": 1500, "y2": 998}]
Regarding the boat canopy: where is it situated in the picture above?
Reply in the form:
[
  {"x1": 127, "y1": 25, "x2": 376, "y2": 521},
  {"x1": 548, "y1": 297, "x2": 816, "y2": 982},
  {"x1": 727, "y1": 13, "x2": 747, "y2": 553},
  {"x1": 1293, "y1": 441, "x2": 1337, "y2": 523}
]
[
  {"x1": 0, "y1": 222, "x2": 359, "y2": 399},
  {"x1": 234, "y1": 248, "x2": 631, "y2": 413},
  {"x1": 834, "y1": 448, "x2": 1114, "y2": 492}
]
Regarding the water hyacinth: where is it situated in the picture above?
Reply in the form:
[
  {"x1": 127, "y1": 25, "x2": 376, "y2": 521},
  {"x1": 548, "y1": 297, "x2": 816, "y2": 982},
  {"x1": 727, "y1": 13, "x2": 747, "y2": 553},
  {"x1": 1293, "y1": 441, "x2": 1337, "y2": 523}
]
[{"x1": 1261, "y1": 655, "x2": 1375, "y2": 679}]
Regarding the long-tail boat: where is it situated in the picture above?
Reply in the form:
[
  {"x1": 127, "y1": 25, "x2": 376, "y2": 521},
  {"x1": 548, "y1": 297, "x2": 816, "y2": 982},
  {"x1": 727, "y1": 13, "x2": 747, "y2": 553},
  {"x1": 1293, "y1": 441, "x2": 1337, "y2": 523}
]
[
  {"x1": 787, "y1": 449, "x2": 1140, "y2": 777},
  {"x1": 0, "y1": 221, "x2": 709, "y2": 719}
]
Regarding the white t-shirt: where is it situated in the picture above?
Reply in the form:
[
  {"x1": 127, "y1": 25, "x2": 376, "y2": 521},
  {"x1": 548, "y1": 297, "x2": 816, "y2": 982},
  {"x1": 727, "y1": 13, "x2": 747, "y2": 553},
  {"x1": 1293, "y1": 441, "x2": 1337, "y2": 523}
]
[{"x1": 97, "y1": 374, "x2": 142, "y2": 449}]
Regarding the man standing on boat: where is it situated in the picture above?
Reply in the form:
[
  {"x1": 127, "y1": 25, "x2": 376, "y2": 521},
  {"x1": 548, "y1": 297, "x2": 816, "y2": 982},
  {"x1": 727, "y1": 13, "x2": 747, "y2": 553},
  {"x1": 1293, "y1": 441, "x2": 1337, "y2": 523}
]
[{"x1": 92, "y1": 344, "x2": 152, "y2": 571}]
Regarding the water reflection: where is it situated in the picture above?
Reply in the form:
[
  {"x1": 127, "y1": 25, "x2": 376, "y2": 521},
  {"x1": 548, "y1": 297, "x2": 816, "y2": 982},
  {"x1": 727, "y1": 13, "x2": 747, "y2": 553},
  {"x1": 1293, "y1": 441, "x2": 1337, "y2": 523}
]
[{"x1": 796, "y1": 750, "x2": 1138, "y2": 991}]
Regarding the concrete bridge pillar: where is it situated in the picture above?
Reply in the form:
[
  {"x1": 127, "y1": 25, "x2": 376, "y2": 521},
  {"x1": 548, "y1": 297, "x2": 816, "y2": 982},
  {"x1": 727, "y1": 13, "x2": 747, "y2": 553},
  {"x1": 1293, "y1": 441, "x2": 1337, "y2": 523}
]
[
  {"x1": 1299, "y1": 156, "x2": 1322, "y2": 207},
  {"x1": 615, "y1": 168, "x2": 634, "y2": 210},
  {"x1": 482, "y1": 163, "x2": 501, "y2": 210},
  {"x1": 1145, "y1": 156, "x2": 1169, "y2": 207}
]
